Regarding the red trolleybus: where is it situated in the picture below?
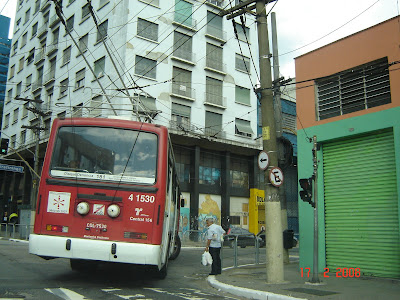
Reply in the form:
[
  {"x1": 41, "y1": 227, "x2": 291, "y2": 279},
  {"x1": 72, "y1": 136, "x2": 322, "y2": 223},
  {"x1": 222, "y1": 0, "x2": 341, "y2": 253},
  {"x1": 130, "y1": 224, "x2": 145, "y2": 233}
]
[{"x1": 29, "y1": 118, "x2": 182, "y2": 278}]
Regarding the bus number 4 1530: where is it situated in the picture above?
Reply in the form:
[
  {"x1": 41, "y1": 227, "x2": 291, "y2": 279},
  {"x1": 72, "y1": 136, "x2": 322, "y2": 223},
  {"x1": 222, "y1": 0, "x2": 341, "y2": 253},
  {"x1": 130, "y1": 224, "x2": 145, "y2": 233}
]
[{"x1": 129, "y1": 194, "x2": 155, "y2": 203}]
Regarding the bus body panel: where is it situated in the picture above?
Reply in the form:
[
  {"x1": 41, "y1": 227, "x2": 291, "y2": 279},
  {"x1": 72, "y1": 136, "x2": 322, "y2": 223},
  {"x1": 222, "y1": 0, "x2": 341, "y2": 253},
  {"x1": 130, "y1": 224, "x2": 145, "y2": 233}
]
[
  {"x1": 30, "y1": 118, "x2": 179, "y2": 272},
  {"x1": 29, "y1": 234, "x2": 161, "y2": 265}
]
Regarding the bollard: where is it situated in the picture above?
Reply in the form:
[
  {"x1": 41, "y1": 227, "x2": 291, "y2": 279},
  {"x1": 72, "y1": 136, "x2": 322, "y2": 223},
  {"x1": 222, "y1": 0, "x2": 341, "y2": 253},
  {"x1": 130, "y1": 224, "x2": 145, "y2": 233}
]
[{"x1": 233, "y1": 235, "x2": 238, "y2": 268}]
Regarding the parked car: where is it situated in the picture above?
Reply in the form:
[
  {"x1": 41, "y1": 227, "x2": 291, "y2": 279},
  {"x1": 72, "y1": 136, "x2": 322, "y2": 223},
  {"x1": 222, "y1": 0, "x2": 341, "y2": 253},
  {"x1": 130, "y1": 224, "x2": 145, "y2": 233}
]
[{"x1": 224, "y1": 226, "x2": 265, "y2": 248}]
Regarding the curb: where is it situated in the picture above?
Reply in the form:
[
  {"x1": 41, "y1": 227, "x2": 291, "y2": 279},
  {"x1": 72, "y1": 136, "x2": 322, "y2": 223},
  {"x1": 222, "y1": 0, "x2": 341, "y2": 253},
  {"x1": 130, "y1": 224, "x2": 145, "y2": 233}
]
[{"x1": 207, "y1": 275, "x2": 307, "y2": 300}]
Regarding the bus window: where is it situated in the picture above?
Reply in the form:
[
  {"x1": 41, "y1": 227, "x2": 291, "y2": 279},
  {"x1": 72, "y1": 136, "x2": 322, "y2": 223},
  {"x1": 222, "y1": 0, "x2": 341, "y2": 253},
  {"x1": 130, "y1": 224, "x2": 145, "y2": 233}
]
[{"x1": 49, "y1": 126, "x2": 158, "y2": 184}]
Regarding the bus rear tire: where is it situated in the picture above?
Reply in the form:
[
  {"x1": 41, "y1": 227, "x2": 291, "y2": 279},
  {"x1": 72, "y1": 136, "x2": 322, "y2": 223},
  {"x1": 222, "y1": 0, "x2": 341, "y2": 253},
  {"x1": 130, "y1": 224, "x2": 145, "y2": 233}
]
[{"x1": 169, "y1": 235, "x2": 181, "y2": 260}]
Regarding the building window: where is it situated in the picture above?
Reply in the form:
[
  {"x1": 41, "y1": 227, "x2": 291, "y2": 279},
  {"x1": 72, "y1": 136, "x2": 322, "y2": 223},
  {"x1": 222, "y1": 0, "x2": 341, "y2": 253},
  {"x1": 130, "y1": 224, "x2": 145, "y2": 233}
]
[
  {"x1": 62, "y1": 46, "x2": 71, "y2": 65},
  {"x1": 94, "y1": 56, "x2": 105, "y2": 78},
  {"x1": 206, "y1": 11, "x2": 224, "y2": 40},
  {"x1": 25, "y1": 74, "x2": 32, "y2": 91},
  {"x1": 27, "y1": 48, "x2": 35, "y2": 64},
  {"x1": 22, "y1": 103, "x2": 29, "y2": 118},
  {"x1": 66, "y1": 15, "x2": 74, "y2": 34},
  {"x1": 316, "y1": 57, "x2": 391, "y2": 120},
  {"x1": 21, "y1": 32, "x2": 27, "y2": 48},
  {"x1": 199, "y1": 151, "x2": 221, "y2": 185},
  {"x1": 137, "y1": 18, "x2": 158, "y2": 42},
  {"x1": 7, "y1": 89, "x2": 12, "y2": 104},
  {"x1": 204, "y1": 111, "x2": 222, "y2": 137},
  {"x1": 230, "y1": 156, "x2": 249, "y2": 189},
  {"x1": 79, "y1": 34, "x2": 88, "y2": 53},
  {"x1": 20, "y1": 130, "x2": 26, "y2": 145},
  {"x1": 171, "y1": 102, "x2": 191, "y2": 131},
  {"x1": 235, "y1": 85, "x2": 250, "y2": 106},
  {"x1": 90, "y1": 95, "x2": 102, "y2": 117},
  {"x1": 13, "y1": 108, "x2": 19, "y2": 124},
  {"x1": 174, "y1": 146, "x2": 190, "y2": 184},
  {"x1": 18, "y1": 57, "x2": 25, "y2": 72},
  {"x1": 135, "y1": 55, "x2": 156, "y2": 79},
  {"x1": 9, "y1": 65, "x2": 15, "y2": 79},
  {"x1": 11, "y1": 135, "x2": 16, "y2": 150},
  {"x1": 173, "y1": 31, "x2": 193, "y2": 62},
  {"x1": 24, "y1": 8, "x2": 31, "y2": 24},
  {"x1": 12, "y1": 41, "x2": 18, "y2": 55},
  {"x1": 235, "y1": 118, "x2": 253, "y2": 138},
  {"x1": 96, "y1": 20, "x2": 108, "y2": 42},
  {"x1": 172, "y1": 67, "x2": 192, "y2": 98},
  {"x1": 234, "y1": 22, "x2": 250, "y2": 42},
  {"x1": 75, "y1": 68, "x2": 86, "y2": 89},
  {"x1": 52, "y1": 28, "x2": 59, "y2": 45},
  {"x1": 31, "y1": 22, "x2": 38, "y2": 38},
  {"x1": 72, "y1": 103, "x2": 83, "y2": 117},
  {"x1": 4, "y1": 114, "x2": 10, "y2": 129},
  {"x1": 81, "y1": 3, "x2": 90, "y2": 21},
  {"x1": 235, "y1": 53, "x2": 250, "y2": 73},
  {"x1": 206, "y1": 43, "x2": 223, "y2": 72},
  {"x1": 34, "y1": 0, "x2": 41, "y2": 14},
  {"x1": 16, "y1": 82, "x2": 22, "y2": 97},
  {"x1": 205, "y1": 77, "x2": 224, "y2": 107},
  {"x1": 59, "y1": 78, "x2": 69, "y2": 98},
  {"x1": 174, "y1": 0, "x2": 193, "y2": 27}
]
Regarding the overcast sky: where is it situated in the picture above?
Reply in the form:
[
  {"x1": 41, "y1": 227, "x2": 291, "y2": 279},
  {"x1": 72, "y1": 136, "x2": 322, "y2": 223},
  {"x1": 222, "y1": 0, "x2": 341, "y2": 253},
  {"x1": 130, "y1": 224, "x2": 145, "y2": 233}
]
[{"x1": 1, "y1": 0, "x2": 398, "y2": 78}]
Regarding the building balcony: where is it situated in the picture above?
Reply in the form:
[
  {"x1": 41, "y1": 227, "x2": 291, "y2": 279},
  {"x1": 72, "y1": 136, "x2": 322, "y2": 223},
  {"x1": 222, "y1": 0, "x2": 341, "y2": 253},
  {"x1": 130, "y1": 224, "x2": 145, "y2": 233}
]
[
  {"x1": 205, "y1": 0, "x2": 226, "y2": 8},
  {"x1": 205, "y1": 58, "x2": 227, "y2": 75},
  {"x1": 204, "y1": 92, "x2": 226, "y2": 108},
  {"x1": 204, "y1": 127, "x2": 226, "y2": 139},
  {"x1": 172, "y1": 13, "x2": 197, "y2": 31},
  {"x1": 139, "y1": 0, "x2": 159, "y2": 6},
  {"x1": 171, "y1": 49, "x2": 196, "y2": 65},
  {"x1": 170, "y1": 82, "x2": 196, "y2": 101},
  {"x1": 47, "y1": 43, "x2": 58, "y2": 56},
  {"x1": 43, "y1": 70, "x2": 56, "y2": 86},
  {"x1": 41, "y1": 0, "x2": 51, "y2": 12},
  {"x1": 49, "y1": 15, "x2": 60, "y2": 28},
  {"x1": 34, "y1": 50, "x2": 45, "y2": 65},
  {"x1": 205, "y1": 25, "x2": 227, "y2": 43},
  {"x1": 32, "y1": 80, "x2": 43, "y2": 92},
  {"x1": 37, "y1": 24, "x2": 48, "y2": 39},
  {"x1": 169, "y1": 120, "x2": 196, "y2": 133}
]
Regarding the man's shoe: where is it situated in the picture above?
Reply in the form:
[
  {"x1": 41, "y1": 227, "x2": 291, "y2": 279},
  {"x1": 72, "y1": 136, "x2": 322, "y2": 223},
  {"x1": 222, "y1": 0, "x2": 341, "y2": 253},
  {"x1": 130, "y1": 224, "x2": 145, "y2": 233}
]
[{"x1": 209, "y1": 273, "x2": 217, "y2": 275}]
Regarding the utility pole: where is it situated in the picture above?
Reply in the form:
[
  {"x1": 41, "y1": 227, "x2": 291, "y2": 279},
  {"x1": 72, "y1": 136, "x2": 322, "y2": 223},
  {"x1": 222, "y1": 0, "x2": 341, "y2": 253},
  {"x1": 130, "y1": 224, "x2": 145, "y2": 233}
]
[
  {"x1": 271, "y1": 12, "x2": 289, "y2": 264},
  {"x1": 220, "y1": 0, "x2": 284, "y2": 283},
  {"x1": 311, "y1": 135, "x2": 320, "y2": 283}
]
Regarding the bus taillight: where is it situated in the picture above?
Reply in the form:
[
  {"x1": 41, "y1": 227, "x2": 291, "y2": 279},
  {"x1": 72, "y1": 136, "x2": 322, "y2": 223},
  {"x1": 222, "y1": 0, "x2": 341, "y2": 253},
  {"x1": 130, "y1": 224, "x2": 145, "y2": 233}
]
[{"x1": 46, "y1": 225, "x2": 69, "y2": 233}]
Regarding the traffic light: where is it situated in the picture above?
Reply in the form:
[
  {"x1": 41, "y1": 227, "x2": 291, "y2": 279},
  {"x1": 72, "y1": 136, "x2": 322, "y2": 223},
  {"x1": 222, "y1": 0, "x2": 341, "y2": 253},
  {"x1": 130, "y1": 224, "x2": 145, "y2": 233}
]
[
  {"x1": 0, "y1": 138, "x2": 9, "y2": 155},
  {"x1": 299, "y1": 177, "x2": 314, "y2": 207}
]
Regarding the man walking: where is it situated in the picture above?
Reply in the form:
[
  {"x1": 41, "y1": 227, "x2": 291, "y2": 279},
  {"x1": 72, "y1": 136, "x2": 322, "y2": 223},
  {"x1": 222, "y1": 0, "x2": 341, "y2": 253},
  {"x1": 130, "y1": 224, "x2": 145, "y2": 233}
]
[{"x1": 205, "y1": 216, "x2": 225, "y2": 275}]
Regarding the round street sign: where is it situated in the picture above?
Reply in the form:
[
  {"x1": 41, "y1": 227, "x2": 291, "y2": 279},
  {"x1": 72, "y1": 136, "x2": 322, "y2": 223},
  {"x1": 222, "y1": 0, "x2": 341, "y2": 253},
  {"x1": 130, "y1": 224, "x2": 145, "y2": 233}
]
[
  {"x1": 269, "y1": 167, "x2": 284, "y2": 187},
  {"x1": 258, "y1": 151, "x2": 270, "y2": 170}
]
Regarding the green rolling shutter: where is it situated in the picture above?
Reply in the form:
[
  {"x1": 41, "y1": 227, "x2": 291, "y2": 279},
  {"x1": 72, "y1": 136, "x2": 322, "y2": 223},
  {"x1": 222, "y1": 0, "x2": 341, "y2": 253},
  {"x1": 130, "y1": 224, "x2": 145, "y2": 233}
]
[{"x1": 323, "y1": 129, "x2": 400, "y2": 278}]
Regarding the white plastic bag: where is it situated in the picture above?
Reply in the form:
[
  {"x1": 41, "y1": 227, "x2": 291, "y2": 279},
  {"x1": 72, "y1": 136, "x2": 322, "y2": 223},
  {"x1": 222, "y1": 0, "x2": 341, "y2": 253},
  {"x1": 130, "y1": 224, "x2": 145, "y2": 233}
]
[{"x1": 202, "y1": 251, "x2": 213, "y2": 266}]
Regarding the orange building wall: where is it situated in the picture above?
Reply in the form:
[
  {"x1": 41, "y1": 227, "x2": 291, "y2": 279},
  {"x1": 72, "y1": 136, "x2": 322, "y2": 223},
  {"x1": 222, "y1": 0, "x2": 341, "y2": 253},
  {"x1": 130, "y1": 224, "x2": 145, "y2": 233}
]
[{"x1": 295, "y1": 16, "x2": 400, "y2": 129}]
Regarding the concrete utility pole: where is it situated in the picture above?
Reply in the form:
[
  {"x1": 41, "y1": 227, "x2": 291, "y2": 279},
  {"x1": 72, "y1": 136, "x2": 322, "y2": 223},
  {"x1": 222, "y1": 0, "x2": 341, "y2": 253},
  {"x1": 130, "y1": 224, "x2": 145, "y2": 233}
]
[
  {"x1": 271, "y1": 12, "x2": 289, "y2": 264},
  {"x1": 220, "y1": 0, "x2": 284, "y2": 283},
  {"x1": 256, "y1": 0, "x2": 284, "y2": 283}
]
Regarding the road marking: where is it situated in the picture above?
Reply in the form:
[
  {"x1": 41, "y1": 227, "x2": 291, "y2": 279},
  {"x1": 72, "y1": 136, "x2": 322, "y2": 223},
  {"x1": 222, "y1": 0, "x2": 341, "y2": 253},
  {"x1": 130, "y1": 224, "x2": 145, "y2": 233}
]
[{"x1": 45, "y1": 288, "x2": 90, "y2": 300}]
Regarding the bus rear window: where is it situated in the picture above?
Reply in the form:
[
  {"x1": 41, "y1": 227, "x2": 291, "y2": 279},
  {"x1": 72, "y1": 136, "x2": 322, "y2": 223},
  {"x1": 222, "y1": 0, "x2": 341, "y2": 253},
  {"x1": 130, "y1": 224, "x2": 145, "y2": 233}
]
[{"x1": 49, "y1": 126, "x2": 158, "y2": 185}]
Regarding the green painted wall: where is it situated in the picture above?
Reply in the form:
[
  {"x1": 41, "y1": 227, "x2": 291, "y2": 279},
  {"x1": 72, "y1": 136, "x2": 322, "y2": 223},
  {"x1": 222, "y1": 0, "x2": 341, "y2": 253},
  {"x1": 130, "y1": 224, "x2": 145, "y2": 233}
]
[{"x1": 297, "y1": 106, "x2": 400, "y2": 273}]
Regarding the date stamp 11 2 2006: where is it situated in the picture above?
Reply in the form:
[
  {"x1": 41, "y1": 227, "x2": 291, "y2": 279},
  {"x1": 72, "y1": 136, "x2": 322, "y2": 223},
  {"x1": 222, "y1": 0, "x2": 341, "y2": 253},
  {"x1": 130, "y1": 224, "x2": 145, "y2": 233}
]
[{"x1": 300, "y1": 267, "x2": 361, "y2": 278}]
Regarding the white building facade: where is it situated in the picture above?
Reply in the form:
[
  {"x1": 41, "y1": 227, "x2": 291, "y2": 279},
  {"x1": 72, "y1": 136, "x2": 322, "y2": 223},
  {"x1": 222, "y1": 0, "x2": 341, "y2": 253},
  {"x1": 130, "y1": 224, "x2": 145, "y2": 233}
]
[{"x1": 2, "y1": 0, "x2": 270, "y2": 232}]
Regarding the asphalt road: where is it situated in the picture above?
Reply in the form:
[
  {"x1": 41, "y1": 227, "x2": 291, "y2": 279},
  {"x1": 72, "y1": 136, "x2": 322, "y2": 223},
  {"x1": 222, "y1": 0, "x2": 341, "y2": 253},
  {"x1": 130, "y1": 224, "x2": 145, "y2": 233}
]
[{"x1": 0, "y1": 238, "x2": 271, "y2": 300}]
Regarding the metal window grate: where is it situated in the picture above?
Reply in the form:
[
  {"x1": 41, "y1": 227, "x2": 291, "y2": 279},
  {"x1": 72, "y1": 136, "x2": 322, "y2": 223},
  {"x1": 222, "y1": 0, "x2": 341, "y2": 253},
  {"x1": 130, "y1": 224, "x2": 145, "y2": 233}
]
[{"x1": 316, "y1": 58, "x2": 391, "y2": 120}]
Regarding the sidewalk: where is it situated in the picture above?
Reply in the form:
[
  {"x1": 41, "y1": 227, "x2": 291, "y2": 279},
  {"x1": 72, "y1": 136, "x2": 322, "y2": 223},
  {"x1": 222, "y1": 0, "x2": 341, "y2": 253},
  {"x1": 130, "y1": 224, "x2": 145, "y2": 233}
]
[{"x1": 207, "y1": 262, "x2": 400, "y2": 300}]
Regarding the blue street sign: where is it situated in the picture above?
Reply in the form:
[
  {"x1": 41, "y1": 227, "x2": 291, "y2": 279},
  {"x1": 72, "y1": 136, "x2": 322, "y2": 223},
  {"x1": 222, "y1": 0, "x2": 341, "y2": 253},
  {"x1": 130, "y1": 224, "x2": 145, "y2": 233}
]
[{"x1": 0, "y1": 164, "x2": 24, "y2": 173}]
